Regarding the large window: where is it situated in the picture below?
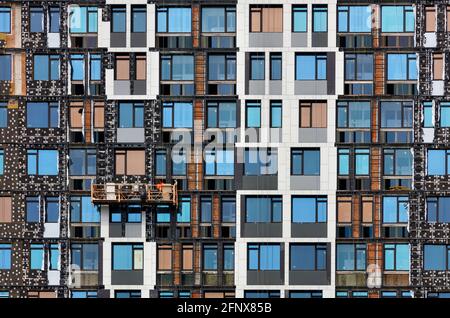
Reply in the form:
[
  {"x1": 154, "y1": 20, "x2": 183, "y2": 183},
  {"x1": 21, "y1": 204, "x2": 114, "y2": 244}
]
[
  {"x1": 157, "y1": 7, "x2": 191, "y2": 33},
  {"x1": 383, "y1": 149, "x2": 412, "y2": 176},
  {"x1": 112, "y1": 244, "x2": 143, "y2": 270},
  {"x1": 177, "y1": 196, "x2": 191, "y2": 223},
  {"x1": 161, "y1": 55, "x2": 194, "y2": 81},
  {"x1": 336, "y1": 244, "x2": 366, "y2": 271},
  {"x1": 387, "y1": 54, "x2": 417, "y2": 81},
  {"x1": 244, "y1": 148, "x2": 277, "y2": 176},
  {"x1": 70, "y1": 54, "x2": 84, "y2": 81},
  {"x1": 27, "y1": 149, "x2": 58, "y2": 175},
  {"x1": 345, "y1": 54, "x2": 373, "y2": 81},
  {"x1": 70, "y1": 196, "x2": 100, "y2": 223},
  {"x1": 0, "y1": 244, "x2": 11, "y2": 269},
  {"x1": 440, "y1": 102, "x2": 450, "y2": 127},
  {"x1": 424, "y1": 245, "x2": 450, "y2": 270},
  {"x1": 296, "y1": 54, "x2": 327, "y2": 80},
  {"x1": 203, "y1": 244, "x2": 218, "y2": 270},
  {"x1": 69, "y1": 149, "x2": 96, "y2": 176},
  {"x1": 49, "y1": 6, "x2": 60, "y2": 33},
  {"x1": 382, "y1": 196, "x2": 408, "y2": 224},
  {"x1": 30, "y1": 244, "x2": 44, "y2": 270},
  {"x1": 155, "y1": 149, "x2": 166, "y2": 176},
  {"x1": 162, "y1": 102, "x2": 193, "y2": 128},
  {"x1": 0, "y1": 7, "x2": 11, "y2": 33},
  {"x1": 30, "y1": 7, "x2": 44, "y2": 32},
  {"x1": 69, "y1": 6, "x2": 98, "y2": 33},
  {"x1": 427, "y1": 197, "x2": 450, "y2": 223},
  {"x1": 26, "y1": 102, "x2": 59, "y2": 128},
  {"x1": 270, "y1": 101, "x2": 282, "y2": 128},
  {"x1": 381, "y1": 6, "x2": 414, "y2": 33},
  {"x1": 338, "y1": 6, "x2": 371, "y2": 33},
  {"x1": 292, "y1": 5, "x2": 307, "y2": 32},
  {"x1": 380, "y1": 101, "x2": 412, "y2": 128},
  {"x1": 206, "y1": 102, "x2": 236, "y2": 128},
  {"x1": 292, "y1": 197, "x2": 327, "y2": 223},
  {"x1": 291, "y1": 149, "x2": 320, "y2": 176},
  {"x1": 208, "y1": 54, "x2": 236, "y2": 81},
  {"x1": 337, "y1": 101, "x2": 371, "y2": 128},
  {"x1": 172, "y1": 149, "x2": 187, "y2": 176},
  {"x1": 115, "y1": 149, "x2": 146, "y2": 176},
  {"x1": 111, "y1": 6, "x2": 126, "y2": 33},
  {"x1": 384, "y1": 244, "x2": 409, "y2": 271},
  {"x1": 290, "y1": 244, "x2": 327, "y2": 271},
  {"x1": 0, "y1": 149, "x2": 3, "y2": 175},
  {"x1": 202, "y1": 7, "x2": 235, "y2": 33},
  {"x1": 0, "y1": 55, "x2": 11, "y2": 81},
  {"x1": 248, "y1": 244, "x2": 281, "y2": 270},
  {"x1": 132, "y1": 6, "x2": 146, "y2": 33},
  {"x1": 427, "y1": 149, "x2": 450, "y2": 175},
  {"x1": 221, "y1": 197, "x2": 236, "y2": 223},
  {"x1": 245, "y1": 196, "x2": 282, "y2": 223},
  {"x1": 204, "y1": 148, "x2": 234, "y2": 176},
  {"x1": 26, "y1": 197, "x2": 39, "y2": 223},
  {"x1": 119, "y1": 102, "x2": 144, "y2": 128},
  {"x1": 45, "y1": 197, "x2": 59, "y2": 223},
  {"x1": 0, "y1": 103, "x2": 7, "y2": 127},
  {"x1": 224, "y1": 244, "x2": 234, "y2": 271},
  {"x1": 246, "y1": 101, "x2": 261, "y2": 128},
  {"x1": 299, "y1": 101, "x2": 327, "y2": 128},
  {"x1": 33, "y1": 55, "x2": 60, "y2": 81},
  {"x1": 250, "y1": 6, "x2": 282, "y2": 33},
  {"x1": 71, "y1": 243, "x2": 98, "y2": 270},
  {"x1": 250, "y1": 53, "x2": 264, "y2": 80},
  {"x1": 312, "y1": 5, "x2": 327, "y2": 32}
]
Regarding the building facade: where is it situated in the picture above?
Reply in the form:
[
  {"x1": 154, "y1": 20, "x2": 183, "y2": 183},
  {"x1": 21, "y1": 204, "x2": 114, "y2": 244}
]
[{"x1": 0, "y1": 0, "x2": 449, "y2": 299}]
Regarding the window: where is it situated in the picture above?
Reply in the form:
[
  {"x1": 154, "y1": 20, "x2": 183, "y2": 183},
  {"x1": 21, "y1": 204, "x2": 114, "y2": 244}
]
[
  {"x1": 162, "y1": 102, "x2": 193, "y2": 128},
  {"x1": 290, "y1": 244, "x2": 327, "y2": 270},
  {"x1": 291, "y1": 149, "x2": 320, "y2": 176},
  {"x1": 69, "y1": 6, "x2": 98, "y2": 33},
  {"x1": 299, "y1": 102, "x2": 327, "y2": 128},
  {"x1": 177, "y1": 197, "x2": 191, "y2": 223},
  {"x1": 338, "y1": 6, "x2": 371, "y2": 33},
  {"x1": 70, "y1": 196, "x2": 100, "y2": 223},
  {"x1": 381, "y1": 6, "x2": 414, "y2": 33},
  {"x1": 0, "y1": 55, "x2": 11, "y2": 81},
  {"x1": 0, "y1": 244, "x2": 11, "y2": 269},
  {"x1": 115, "y1": 291, "x2": 141, "y2": 298},
  {"x1": 30, "y1": 7, "x2": 44, "y2": 32},
  {"x1": 71, "y1": 243, "x2": 98, "y2": 270},
  {"x1": 161, "y1": 55, "x2": 194, "y2": 81},
  {"x1": 427, "y1": 149, "x2": 450, "y2": 175},
  {"x1": 250, "y1": 6, "x2": 282, "y2": 33},
  {"x1": 46, "y1": 197, "x2": 59, "y2": 223},
  {"x1": 387, "y1": 54, "x2": 417, "y2": 81},
  {"x1": 380, "y1": 101, "x2": 412, "y2": 128},
  {"x1": 312, "y1": 5, "x2": 327, "y2": 32},
  {"x1": 71, "y1": 291, "x2": 98, "y2": 298},
  {"x1": 203, "y1": 245, "x2": 218, "y2": 270},
  {"x1": 427, "y1": 197, "x2": 450, "y2": 223},
  {"x1": 384, "y1": 244, "x2": 409, "y2": 271},
  {"x1": 270, "y1": 101, "x2": 282, "y2": 128},
  {"x1": 246, "y1": 101, "x2": 261, "y2": 128},
  {"x1": 26, "y1": 102, "x2": 59, "y2": 128},
  {"x1": 248, "y1": 244, "x2": 281, "y2": 270},
  {"x1": 110, "y1": 205, "x2": 142, "y2": 223},
  {"x1": 245, "y1": 196, "x2": 282, "y2": 223},
  {"x1": 70, "y1": 54, "x2": 84, "y2": 81},
  {"x1": 244, "y1": 148, "x2": 277, "y2": 176},
  {"x1": 202, "y1": 7, "x2": 235, "y2": 33},
  {"x1": 424, "y1": 245, "x2": 450, "y2": 270},
  {"x1": 296, "y1": 54, "x2": 327, "y2": 80},
  {"x1": 200, "y1": 196, "x2": 212, "y2": 223},
  {"x1": 26, "y1": 197, "x2": 40, "y2": 223},
  {"x1": 383, "y1": 149, "x2": 412, "y2": 176},
  {"x1": 156, "y1": 205, "x2": 170, "y2": 223},
  {"x1": 30, "y1": 244, "x2": 44, "y2": 270},
  {"x1": 440, "y1": 102, "x2": 450, "y2": 127},
  {"x1": 69, "y1": 149, "x2": 96, "y2": 176},
  {"x1": 224, "y1": 244, "x2": 234, "y2": 270},
  {"x1": 337, "y1": 244, "x2": 366, "y2": 271},
  {"x1": 204, "y1": 148, "x2": 234, "y2": 176},
  {"x1": 119, "y1": 102, "x2": 144, "y2": 128},
  {"x1": 0, "y1": 7, "x2": 11, "y2": 33},
  {"x1": 27, "y1": 149, "x2": 58, "y2": 175},
  {"x1": 289, "y1": 291, "x2": 323, "y2": 298},
  {"x1": 345, "y1": 54, "x2": 373, "y2": 81},
  {"x1": 0, "y1": 149, "x2": 3, "y2": 175},
  {"x1": 208, "y1": 54, "x2": 236, "y2": 81},
  {"x1": 132, "y1": 6, "x2": 146, "y2": 33},
  {"x1": 221, "y1": 197, "x2": 236, "y2": 223},
  {"x1": 90, "y1": 54, "x2": 101, "y2": 81},
  {"x1": 270, "y1": 53, "x2": 282, "y2": 80},
  {"x1": 155, "y1": 150, "x2": 167, "y2": 176},
  {"x1": 111, "y1": 6, "x2": 126, "y2": 33},
  {"x1": 157, "y1": 7, "x2": 191, "y2": 33},
  {"x1": 423, "y1": 101, "x2": 434, "y2": 128},
  {"x1": 172, "y1": 149, "x2": 187, "y2": 176},
  {"x1": 337, "y1": 101, "x2": 370, "y2": 128},
  {"x1": 0, "y1": 102, "x2": 7, "y2": 127},
  {"x1": 34, "y1": 55, "x2": 60, "y2": 81},
  {"x1": 206, "y1": 102, "x2": 236, "y2": 128},
  {"x1": 49, "y1": 7, "x2": 60, "y2": 33},
  {"x1": 338, "y1": 149, "x2": 350, "y2": 175},
  {"x1": 245, "y1": 291, "x2": 280, "y2": 298},
  {"x1": 250, "y1": 53, "x2": 264, "y2": 80},
  {"x1": 112, "y1": 244, "x2": 143, "y2": 270},
  {"x1": 433, "y1": 53, "x2": 443, "y2": 81},
  {"x1": 115, "y1": 149, "x2": 146, "y2": 176},
  {"x1": 383, "y1": 196, "x2": 408, "y2": 224},
  {"x1": 292, "y1": 5, "x2": 307, "y2": 32},
  {"x1": 354, "y1": 149, "x2": 370, "y2": 175},
  {"x1": 292, "y1": 197, "x2": 327, "y2": 223}
]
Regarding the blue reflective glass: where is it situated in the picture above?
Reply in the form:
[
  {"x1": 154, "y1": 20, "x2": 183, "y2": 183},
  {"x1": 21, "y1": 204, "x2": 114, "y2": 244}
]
[
  {"x1": 90, "y1": 55, "x2": 101, "y2": 81},
  {"x1": 33, "y1": 56, "x2": 49, "y2": 80},
  {"x1": 388, "y1": 54, "x2": 407, "y2": 80},
  {"x1": 259, "y1": 245, "x2": 280, "y2": 270},
  {"x1": 203, "y1": 246, "x2": 218, "y2": 270},
  {"x1": 113, "y1": 245, "x2": 132, "y2": 270},
  {"x1": 313, "y1": 6, "x2": 327, "y2": 32},
  {"x1": 441, "y1": 104, "x2": 450, "y2": 127},
  {"x1": 112, "y1": 7, "x2": 126, "y2": 32},
  {"x1": 0, "y1": 244, "x2": 11, "y2": 269},
  {"x1": 293, "y1": 6, "x2": 307, "y2": 32},
  {"x1": 292, "y1": 198, "x2": 316, "y2": 223},
  {"x1": 202, "y1": 8, "x2": 225, "y2": 32},
  {"x1": 81, "y1": 197, "x2": 100, "y2": 222},
  {"x1": 296, "y1": 56, "x2": 315, "y2": 80},
  {"x1": 168, "y1": 8, "x2": 191, "y2": 33},
  {"x1": 177, "y1": 198, "x2": 191, "y2": 223},
  {"x1": 132, "y1": 7, "x2": 146, "y2": 32},
  {"x1": 27, "y1": 102, "x2": 49, "y2": 128},
  {"x1": 173, "y1": 103, "x2": 193, "y2": 128},
  {"x1": 70, "y1": 55, "x2": 85, "y2": 81},
  {"x1": 0, "y1": 8, "x2": 11, "y2": 33},
  {"x1": 382, "y1": 6, "x2": 406, "y2": 32},
  {"x1": 424, "y1": 245, "x2": 446, "y2": 270},
  {"x1": 428, "y1": 150, "x2": 446, "y2": 175},
  {"x1": 0, "y1": 55, "x2": 11, "y2": 80},
  {"x1": 30, "y1": 7, "x2": 44, "y2": 32},
  {"x1": 246, "y1": 105, "x2": 260, "y2": 128},
  {"x1": 30, "y1": 245, "x2": 44, "y2": 270}
]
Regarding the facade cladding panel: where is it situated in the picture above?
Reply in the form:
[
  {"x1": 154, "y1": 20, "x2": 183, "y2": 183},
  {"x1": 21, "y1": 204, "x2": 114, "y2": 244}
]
[{"x1": 0, "y1": 0, "x2": 446, "y2": 299}]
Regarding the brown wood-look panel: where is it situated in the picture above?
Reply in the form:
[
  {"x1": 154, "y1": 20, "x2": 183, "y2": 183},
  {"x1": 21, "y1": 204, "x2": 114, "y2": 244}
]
[
  {"x1": 352, "y1": 195, "x2": 360, "y2": 238},
  {"x1": 84, "y1": 100, "x2": 92, "y2": 143},
  {"x1": 190, "y1": 195, "x2": 198, "y2": 238},
  {"x1": 195, "y1": 54, "x2": 205, "y2": 96},
  {"x1": 173, "y1": 243, "x2": 181, "y2": 285},
  {"x1": 371, "y1": 147, "x2": 381, "y2": 191},
  {"x1": 374, "y1": 52, "x2": 385, "y2": 95},
  {"x1": 212, "y1": 195, "x2": 220, "y2": 238},
  {"x1": 192, "y1": 4, "x2": 200, "y2": 48},
  {"x1": 373, "y1": 195, "x2": 381, "y2": 239},
  {"x1": 371, "y1": 99, "x2": 378, "y2": 143}
]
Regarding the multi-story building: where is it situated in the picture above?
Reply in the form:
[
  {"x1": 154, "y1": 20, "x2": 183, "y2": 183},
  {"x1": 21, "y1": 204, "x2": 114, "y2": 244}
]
[{"x1": 0, "y1": 0, "x2": 449, "y2": 299}]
